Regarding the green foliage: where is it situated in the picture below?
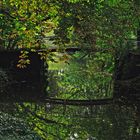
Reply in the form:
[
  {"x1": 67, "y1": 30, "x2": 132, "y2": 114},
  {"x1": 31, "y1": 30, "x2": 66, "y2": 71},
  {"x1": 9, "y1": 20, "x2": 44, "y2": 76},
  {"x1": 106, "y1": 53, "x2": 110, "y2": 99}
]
[
  {"x1": 1, "y1": 0, "x2": 140, "y2": 51},
  {"x1": 47, "y1": 52, "x2": 114, "y2": 99},
  {"x1": 0, "y1": 1, "x2": 140, "y2": 139},
  {"x1": 0, "y1": 0, "x2": 140, "y2": 67},
  {"x1": 0, "y1": 0, "x2": 56, "y2": 50},
  {"x1": 54, "y1": 0, "x2": 140, "y2": 54},
  {"x1": 0, "y1": 0, "x2": 58, "y2": 67}
]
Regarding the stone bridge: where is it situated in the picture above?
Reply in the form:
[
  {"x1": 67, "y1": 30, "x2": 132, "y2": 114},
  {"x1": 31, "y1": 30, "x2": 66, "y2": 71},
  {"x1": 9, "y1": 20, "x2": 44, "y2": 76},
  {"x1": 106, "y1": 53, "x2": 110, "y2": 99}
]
[{"x1": 0, "y1": 45, "x2": 139, "y2": 102}]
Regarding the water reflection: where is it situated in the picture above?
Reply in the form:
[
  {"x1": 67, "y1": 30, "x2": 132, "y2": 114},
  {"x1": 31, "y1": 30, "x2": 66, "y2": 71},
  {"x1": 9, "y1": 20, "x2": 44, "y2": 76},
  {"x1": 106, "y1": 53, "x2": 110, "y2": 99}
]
[
  {"x1": 0, "y1": 102, "x2": 139, "y2": 140},
  {"x1": 0, "y1": 52, "x2": 140, "y2": 139}
]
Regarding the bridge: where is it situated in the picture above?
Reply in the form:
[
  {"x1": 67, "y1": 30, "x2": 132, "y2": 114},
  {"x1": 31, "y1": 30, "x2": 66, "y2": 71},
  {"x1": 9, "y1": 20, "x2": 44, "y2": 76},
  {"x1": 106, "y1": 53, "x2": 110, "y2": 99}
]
[{"x1": 0, "y1": 43, "x2": 139, "y2": 103}]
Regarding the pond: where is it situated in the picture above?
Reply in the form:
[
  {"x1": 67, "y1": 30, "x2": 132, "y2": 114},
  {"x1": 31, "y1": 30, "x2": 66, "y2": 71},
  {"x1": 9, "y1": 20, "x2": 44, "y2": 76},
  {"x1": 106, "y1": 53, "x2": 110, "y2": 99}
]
[{"x1": 0, "y1": 51, "x2": 140, "y2": 140}]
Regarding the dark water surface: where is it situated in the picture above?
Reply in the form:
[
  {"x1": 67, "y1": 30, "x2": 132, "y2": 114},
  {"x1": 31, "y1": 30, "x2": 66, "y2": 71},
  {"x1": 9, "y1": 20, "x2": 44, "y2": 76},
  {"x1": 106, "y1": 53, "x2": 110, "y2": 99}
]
[{"x1": 0, "y1": 103, "x2": 139, "y2": 140}]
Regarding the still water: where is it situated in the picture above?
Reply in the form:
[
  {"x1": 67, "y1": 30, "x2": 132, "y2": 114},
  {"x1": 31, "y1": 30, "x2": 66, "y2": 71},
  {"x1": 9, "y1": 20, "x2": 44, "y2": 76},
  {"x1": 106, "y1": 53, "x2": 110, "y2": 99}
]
[{"x1": 0, "y1": 52, "x2": 140, "y2": 140}]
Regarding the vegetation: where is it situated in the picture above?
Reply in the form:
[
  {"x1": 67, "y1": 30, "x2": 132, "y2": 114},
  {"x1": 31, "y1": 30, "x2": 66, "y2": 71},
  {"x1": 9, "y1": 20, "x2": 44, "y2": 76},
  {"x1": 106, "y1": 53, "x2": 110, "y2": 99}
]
[
  {"x1": 47, "y1": 52, "x2": 114, "y2": 100},
  {"x1": 0, "y1": 0, "x2": 140, "y2": 139},
  {"x1": 0, "y1": 0, "x2": 140, "y2": 65},
  {"x1": 1, "y1": 0, "x2": 140, "y2": 50}
]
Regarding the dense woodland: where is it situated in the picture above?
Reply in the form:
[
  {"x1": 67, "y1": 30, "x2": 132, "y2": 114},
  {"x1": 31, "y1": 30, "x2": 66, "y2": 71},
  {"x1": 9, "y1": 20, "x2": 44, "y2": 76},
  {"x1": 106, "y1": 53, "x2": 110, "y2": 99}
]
[{"x1": 0, "y1": 0, "x2": 140, "y2": 139}]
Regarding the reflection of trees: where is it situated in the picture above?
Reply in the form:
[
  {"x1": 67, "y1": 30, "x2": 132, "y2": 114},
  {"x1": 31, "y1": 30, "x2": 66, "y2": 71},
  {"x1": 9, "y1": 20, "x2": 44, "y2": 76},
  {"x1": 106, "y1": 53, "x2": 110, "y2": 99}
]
[
  {"x1": 0, "y1": 101, "x2": 139, "y2": 140},
  {"x1": 0, "y1": 103, "x2": 42, "y2": 140},
  {"x1": 13, "y1": 102, "x2": 140, "y2": 140}
]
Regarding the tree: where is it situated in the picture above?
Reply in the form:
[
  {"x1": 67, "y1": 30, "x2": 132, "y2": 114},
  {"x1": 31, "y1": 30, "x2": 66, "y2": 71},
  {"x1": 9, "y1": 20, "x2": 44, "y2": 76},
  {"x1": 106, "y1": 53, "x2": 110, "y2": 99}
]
[
  {"x1": 0, "y1": 0, "x2": 56, "y2": 50},
  {"x1": 1, "y1": 0, "x2": 140, "y2": 51},
  {"x1": 54, "y1": 0, "x2": 140, "y2": 50}
]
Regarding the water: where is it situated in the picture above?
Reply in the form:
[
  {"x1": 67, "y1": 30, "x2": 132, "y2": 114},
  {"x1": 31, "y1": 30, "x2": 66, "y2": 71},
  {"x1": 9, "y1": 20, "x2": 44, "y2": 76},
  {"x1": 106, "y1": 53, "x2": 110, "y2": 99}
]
[
  {"x1": 0, "y1": 52, "x2": 140, "y2": 139},
  {"x1": 0, "y1": 103, "x2": 139, "y2": 139}
]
